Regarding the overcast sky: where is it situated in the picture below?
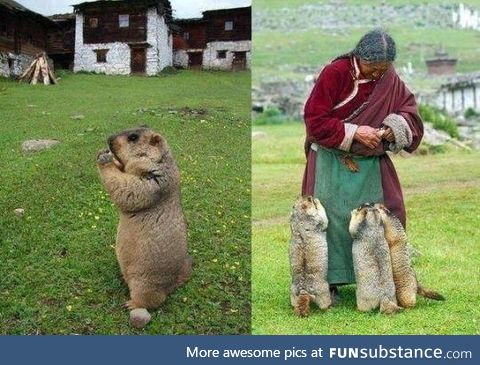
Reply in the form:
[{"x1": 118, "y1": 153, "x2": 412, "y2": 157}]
[{"x1": 15, "y1": 0, "x2": 251, "y2": 18}]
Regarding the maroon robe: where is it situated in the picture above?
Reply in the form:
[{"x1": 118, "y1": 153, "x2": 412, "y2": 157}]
[{"x1": 302, "y1": 56, "x2": 424, "y2": 227}]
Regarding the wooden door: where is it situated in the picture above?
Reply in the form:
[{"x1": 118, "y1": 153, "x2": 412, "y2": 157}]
[
  {"x1": 130, "y1": 48, "x2": 146, "y2": 74},
  {"x1": 188, "y1": 52, "x2": 203, "y2": 68},
  {"x1": 232, "y1": 51, "x2": 247, "y2": 71}
]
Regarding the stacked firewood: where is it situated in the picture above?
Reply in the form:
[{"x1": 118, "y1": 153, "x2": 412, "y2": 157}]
[{"x1": 19, "y1": 52, "x2": 57, "y2": 85}]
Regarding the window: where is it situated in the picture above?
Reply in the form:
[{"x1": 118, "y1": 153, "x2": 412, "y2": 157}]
[
  {"x1": 183, "y1": 32, "x2": 189, "y2": 40},
  {"x1": 119, "y1": 14, "x2": 129, "y2": 28},
  {"x1": 95, "y1": 49, "x2": 108, "y2": 63},
  {"x1": 225, "y1": 21, "x2": 233, "y2": 31},
  {"x1": 89, "y1": 17, "x2": 98, "y2": 28},
  {"x1": 217, "y1": 50, "x2": 227, "y2": 59}
]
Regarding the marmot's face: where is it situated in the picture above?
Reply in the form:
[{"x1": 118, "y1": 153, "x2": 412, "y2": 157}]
[
  {"x1": 349, "y1": 203, "x2": 383, "y2": 238},
  {"x1": 108, "y1": 127, "x2": 167, "y2": 175},
  {"x1": 293, "y1": 196, "x2": 328, "y2": 230},
  {"x1": 374, "y1": 203, "x2": 391, "y2": 219}
]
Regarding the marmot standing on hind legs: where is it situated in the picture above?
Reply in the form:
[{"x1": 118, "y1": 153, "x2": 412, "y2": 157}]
[
  {"x1": 375, "y1": 203, "x2": 445, "y2": 308},
  {"x1": 349, "y1": 203, "x2": 401, "y2": 314},
  {"x1": 97, "y1": 127, "x2": 192, "y2": 328},
  {"x1": 289, "y1": 196, "x2": 331, "y2": 316}
]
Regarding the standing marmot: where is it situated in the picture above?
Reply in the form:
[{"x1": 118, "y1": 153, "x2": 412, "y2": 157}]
[
  {"x1": 375, "y1": 203, "x2": 445, "y2": 308},
  {"x1": 97, "y1": 127, "x2": 192, "y2": 328},
  {"x1": 349, "y1": 203, "x2": 401, "y2": 314},
  {"x1": 289, "y1": 196, "x2": 331, "y2": 316}
]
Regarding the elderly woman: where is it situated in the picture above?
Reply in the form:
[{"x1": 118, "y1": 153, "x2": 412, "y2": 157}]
[{"x1": 302, "y1": 29, "x2": 423, "y2": 294}]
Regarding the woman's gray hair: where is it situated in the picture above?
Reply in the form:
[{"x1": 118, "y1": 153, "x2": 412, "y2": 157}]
[{"x1": 352, "y1": 29, "x2": 396, "y2": 62}]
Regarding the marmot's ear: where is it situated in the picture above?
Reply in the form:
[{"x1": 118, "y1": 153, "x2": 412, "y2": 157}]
[{"x1": 150, "y1": 133, "x2": 163, "y2": 146}]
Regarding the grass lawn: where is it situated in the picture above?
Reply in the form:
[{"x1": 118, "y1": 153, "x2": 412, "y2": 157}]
[
  {"x1": 0, "y1": 70, "x2": 251, "y2": 334},
  {"x1": 252, "y1": 123, "x2": 480, "y2": 335},
  {"x1": 255, "y1": 0, "x2": 480, "y2": 10},
  {"x1": 253, "y1": 0, "x2": 480, "y2": 91}
]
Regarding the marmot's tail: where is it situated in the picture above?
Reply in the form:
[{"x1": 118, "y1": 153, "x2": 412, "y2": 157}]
[
  {"x1": 417, "y1": 285, "x2": 445, "y2": 301},
  {"x1": 295, "y1": 290, "x2": 310, "y2": 317}
]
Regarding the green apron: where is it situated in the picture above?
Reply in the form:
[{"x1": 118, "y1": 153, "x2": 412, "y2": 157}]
[{"x1": 313, "y1": 146, "x2": 383, "y2": 284}]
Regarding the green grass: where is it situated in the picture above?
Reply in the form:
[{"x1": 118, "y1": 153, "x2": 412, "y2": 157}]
[
  {"x1": 253, "y1": 0, "x2": 480, "y2": 91},
  {"x1": 0, "y1": 70, "x2": 251, "y2": 334},
  {"x1": 255, "y1": 0, "x2": 480, "y2": 10},
  {"x1": 252, "y1": 123, "x2": 480, "y2": 334}
]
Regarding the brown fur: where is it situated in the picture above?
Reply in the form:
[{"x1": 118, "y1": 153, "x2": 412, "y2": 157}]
[
  {"x1": 97, "y1": 127, "x2": 192, "y2": 327},
  {"x1": 295, "y1": 291, "x2": 311, "y2": 317},
  {"x1": 349, "y1": 204, "x2": 402, "y2": 314},
  {"x1": 289, "y1": 196, "x2": 331, "y2": 316},
  {"x1": 375, "y1": 204, "x2": 445, "y2": 307}
]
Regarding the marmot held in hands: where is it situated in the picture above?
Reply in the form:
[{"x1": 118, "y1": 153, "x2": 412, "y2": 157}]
[
  {"x1": 289, "y1": 196, "x2": 331, "y2": 317},
  {"x1": 97, "y1": 127, "x2": 192, "y2": 328},
  {"x1": 349, "y1": 203, "x2": 401, "y2": 314},
  {"x1": 375, "y1": 204, "x2": 445, "y2": 308}
]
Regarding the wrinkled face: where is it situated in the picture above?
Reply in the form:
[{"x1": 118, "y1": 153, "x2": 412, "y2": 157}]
[
  {"x1": 359, "y1": 59, "x2": 391, "y2": 80},
  {"x1": 293, "y1": 195, "x2": 328, "y2": 229},
  {"x1": 108, "y1": 127, "x2": 165, "y2": 173}
]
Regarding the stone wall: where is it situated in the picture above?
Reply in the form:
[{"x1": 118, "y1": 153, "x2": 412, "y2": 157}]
[
  {"x1": 432, "y1": 85, "x2": 480, "y2": 113},
  {"x1": 173, "y1": 49, "x2": 189, "y2": 68},
  {"x1": 74, "y1": 10, "x2": 172, "y2": 75},
  {"x1": 202, "y1": 40, "x2": 251, "y2": 70},
  {"x1": 146, "y1": 7, "x2": 172, "y2": 75},
  {"x1": 1, "y1": 52, "x2": 52, "y2": 79},
  {"x1": 74, "y1": 14, "x2": 131, "y2": 75}
]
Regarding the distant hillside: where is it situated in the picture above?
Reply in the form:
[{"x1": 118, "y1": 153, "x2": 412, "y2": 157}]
[{"x1": 253, "y1": 0, "x2": 480, "y2": 93}]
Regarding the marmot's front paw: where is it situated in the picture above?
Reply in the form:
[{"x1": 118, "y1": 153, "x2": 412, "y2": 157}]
[{"x1": 97, "y1": 149, "x2": 114, "y2": 165}]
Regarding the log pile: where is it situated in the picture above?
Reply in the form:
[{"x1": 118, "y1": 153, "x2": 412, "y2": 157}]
[{"x1": 19, "y1": 53, "x2": 57, "y2": 85}]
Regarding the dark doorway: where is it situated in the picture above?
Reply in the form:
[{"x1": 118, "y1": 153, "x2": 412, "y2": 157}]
[
  {"x1": 188, "y1": 52, "x2": 203, "y2": 69},
  {"x1": 232, "y1": 51, "x2": 247, "y2": 71},
  {"x1": 130, "y1": 47, "x2": 146, "y2": 74},
  {"x1": 51, "y1": 54, "x2": 74, "y2": 70}
]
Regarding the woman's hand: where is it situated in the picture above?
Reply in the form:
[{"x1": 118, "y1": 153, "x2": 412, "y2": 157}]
[
  {"x1": 353, "y1": 126, "x2": 382, "y2": 149},
  {"x1": 382, "y1": 127, "x2": 395, "y2": 142}
]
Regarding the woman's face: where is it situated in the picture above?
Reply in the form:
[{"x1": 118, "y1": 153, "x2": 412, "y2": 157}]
[{"x1": 358, "y1": 59, "x2": 392, "y2": 80}]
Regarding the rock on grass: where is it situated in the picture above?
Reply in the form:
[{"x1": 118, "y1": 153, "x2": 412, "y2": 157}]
[{"x1": 22, "y1": 139, "x2": 59, "y2": 153}]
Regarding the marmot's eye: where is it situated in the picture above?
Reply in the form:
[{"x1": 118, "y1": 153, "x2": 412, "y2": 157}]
[{"x1": 128, "y1": 133, "x2": 139, "y2": 142}]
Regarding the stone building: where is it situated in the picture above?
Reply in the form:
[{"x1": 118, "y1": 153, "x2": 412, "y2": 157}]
[
  {"x1": 430, "y1": 72, "x2": 480, "y2": 113},
  {"x1": 1, "y1": 1, "x2": 251, "y2": 79},
  {"x1": 173, "y1": 18, "x2": 207, "y2": 69},
  {"x1": 173, "y1": 6, "x2": 251, "y2": 71},
  {"x1": 72, "y1": 0, "x2": 173, "y2": 75},
  {"x1": 47, "y1": 13, "x2": 76, "y2": 71},
  {"x1": 0, "y1": 0, "x2": 56, "y2": 78},
  {"x1": 425, "y1": 51, "x2": 457, "y2": 76}
]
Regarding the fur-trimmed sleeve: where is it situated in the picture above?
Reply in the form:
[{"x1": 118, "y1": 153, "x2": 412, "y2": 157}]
[
  {"x1": 382, "y1": 114, "x2": 413, "y2": 153},
  {"x1": 395, "y1": 86, "x2": 424, "y2": 153}
]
